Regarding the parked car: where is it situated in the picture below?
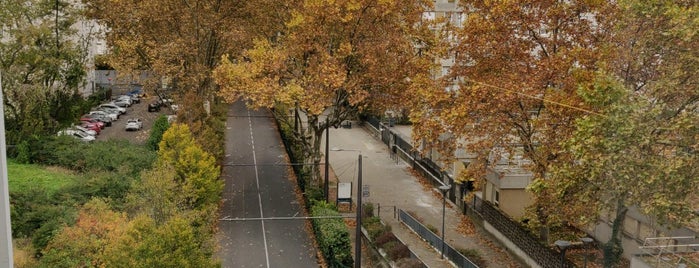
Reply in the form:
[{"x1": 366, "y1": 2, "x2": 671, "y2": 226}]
[
  {"x1": 95, "y1": 107, "x2": 121, "y2": 119},
  {"x1": 80, "y1": 117, "x2": 105, "y2": 129},
  {"x1": 113, "y1": 99, "x2": 131, "y2": 108},
  {"x1": 89, "y1": 110, "x2": 118, "y2": 121},
  {"x1": 148, "y1": 102, "x2": 161, "y2": 112},
  {"x1": 99, "y1": 103, "x2": 126, "y2": 114},
  {"x1": 58, "y1": 129, "x2": 95, "y2": 142},
  {"x1": 125, "y1": 118, "x2": 143, "y2": 131},
  {"x1": 85, "y1": 113, "x2": 112, "y2": 127},
  {"x1": 120, "y1": 94, "x2": 140, "y2": 104},
  {"x1": 74, "y1": 125, "x2": 97, "y2": 136},
  {"x1": 76, "y1": 124, "x2": 99, "y2": 135}
]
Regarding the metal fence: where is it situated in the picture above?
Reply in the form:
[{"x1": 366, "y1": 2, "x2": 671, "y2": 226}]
[{"x1": 398, "y1": 209, "x2": 480, "y2": 268}]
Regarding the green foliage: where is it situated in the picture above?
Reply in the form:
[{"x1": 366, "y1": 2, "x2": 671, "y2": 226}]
[
  {"x1": 1, "y1": 0, "x2": 90, "y2": 146},
  {"x1": 8, "y1": 160, "x2": 78, "y2": 196},
  {"x1": 305, "y1": 186, "x2": 324, "y2": 203},
  {"x1": 157, "y1": 124, "x2": 223, "y2": 210},
  {"x1": 362, "y1": 203, "x2": 374, "y2": 219},
  {"x1": 362, "y1": 216, "x2": 390, "y2": 242},
  {"x1": 311, "y1": 201, "x2": 353, "y2": 268},
  {"x1": 147, "y1": 115, "x2": 170, "y2": 151}
]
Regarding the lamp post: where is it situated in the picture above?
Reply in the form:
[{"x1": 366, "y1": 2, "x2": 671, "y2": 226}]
[
  {"x1": 324, "y1": 118, "x2": 330, "y2": 203},
  {"x1": 580, "y1": 237, "x2": 593, "y2": 268},
  {"x1": 554, "y1": 240, "x2": 571, "y2": 267},
  {"x1": 331, "y1": 148, "x2": 362, "y2": 268},
  {"x1": 438, "y1": 184, "x2": 451, "y2": 259}
]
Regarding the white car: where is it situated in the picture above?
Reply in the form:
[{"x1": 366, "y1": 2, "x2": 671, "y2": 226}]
[
  {"x1": 99, "y1": 103, "x2": 126, "y2": 114},
  {"x1": 74, "y1": 126, "x2": 97, "y2": 136},
  {"x1": 58, "y1": 129, "x2": 95, "y2": 142},
  {"x1": 89, "y1": 110, "x2": 118, "y2": 121},
  {"x1": 95, "y1": 107, "x2": 121, "y2": 119},
  {"x1": 125, "y1": 118, "x2": 143, "y2": 131}
]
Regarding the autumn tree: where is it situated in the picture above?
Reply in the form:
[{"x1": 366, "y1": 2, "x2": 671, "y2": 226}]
[
  {"x1": 39, "y1": 199, "x2": 127, "y2": 267},
  {"x1": 548, "y1": 1, "x2": 698, "y2": 265},
  {"x1": 0, "y1": 0, "x2": 88, "y2": 145},
  {"x1": 102, "y1": 214, "x2": 218, "y2": 268},
  {"x1": 214, "y1": 0, "x2": 441, "y2": 187},
  {"x1": 409, "y1": 0, "x2": 616, "y2": 238}
]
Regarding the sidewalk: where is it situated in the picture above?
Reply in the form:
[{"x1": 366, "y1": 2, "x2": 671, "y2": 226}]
[{"x1": 323, "y1": 122, "x2": 523, "y2": 268}]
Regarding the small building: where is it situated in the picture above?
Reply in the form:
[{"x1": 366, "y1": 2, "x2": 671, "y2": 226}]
[{"x1": 482, "y1": 164, "x2": 534, "y2": 219}]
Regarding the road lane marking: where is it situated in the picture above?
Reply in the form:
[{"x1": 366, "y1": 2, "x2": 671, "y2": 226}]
[{"x1": 248, "y1": 110, "x2": 270, "y2": 268}]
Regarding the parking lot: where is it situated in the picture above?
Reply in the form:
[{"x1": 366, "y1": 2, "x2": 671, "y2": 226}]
[{"x1": 95, "y1": 95, "x2": 175, "y2": 144}]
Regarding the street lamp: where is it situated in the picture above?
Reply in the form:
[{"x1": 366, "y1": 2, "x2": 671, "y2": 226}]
[
  {"x1": 324, "y1": 118, "x2": 330, "y2": 203},
  {"x1": 580, "y1": 237, "x2": 593, "y2": 268},
  {"x1": 554, "y1": 240, "x2": 571, "y2": 267},
  {"x1": 330, "y1": 148, "x2": 362, "y2": 268},
  {"x1": 438, "y1": 184, "x2": 451, "y2": 259}
]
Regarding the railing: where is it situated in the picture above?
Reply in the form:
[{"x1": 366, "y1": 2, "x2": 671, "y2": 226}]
[{"x1": 398, "y1": 209, "x2": 480, "y2": 268}]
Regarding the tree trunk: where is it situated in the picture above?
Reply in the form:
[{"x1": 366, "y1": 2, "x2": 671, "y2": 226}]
[{"x1": 603, "y1": 198, "x2": 628, "y2": 267}]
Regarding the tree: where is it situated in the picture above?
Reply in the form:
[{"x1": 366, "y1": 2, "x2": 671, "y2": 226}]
[
  {"x1": 409, "y1": 0, "x2": 616, "y2": 237},
  {"x1": 548, "y1": 1, "x2": 698, "y2": 265},
  {"x1": 1, "y1": 0, "x2": 88, "y2": 145},
  {"x1": 157, "y1": 123, "x2": 222, "y2": 211},
  {"x1": 146, "y1": 115, "x2": 170, "y2": 151},
  {"x1": 550, "y1": 74, "x2": 698, "y2": 266},
  {"x1": 103, "y1": 214, "x2": 218, "y2": 268},
  {"x1": 39, "y1": 198, "x2": 127, "y2": 268},
  {"x1": 214, "y1": 0, "x2": 441, "y2": 187}
]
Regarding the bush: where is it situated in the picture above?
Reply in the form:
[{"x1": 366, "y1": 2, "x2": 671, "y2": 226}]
[
  {"x1": 374, "y1": 232, "x2": 397, "y2": 247},
  {"x1": 388, "y1": 243, "x2": 410, "y2": 261},
  {"x1": 362, "y1": 216, "x2": 390, "y2": 241},
  {"x1": 147, "y1": 115, "x2": 170, "y2": 151},
  {"x1": 362, "y1": 203, "x2": 374, "y2": 219},
  {"x1": 311, "y1": 202, "x2": 353, "y2": 267},
  {"x1": 305, "y1": 186, "x2": 324, "y2": 203}
]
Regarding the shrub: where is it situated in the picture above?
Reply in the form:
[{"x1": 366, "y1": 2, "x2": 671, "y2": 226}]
[
  {"x1": 374, "y1": 232, "x2": 397, "y2": 247},
  {"x1": 305, "y1": 186, "x2": 324, "y2": 203},
  {"x1": 388, "y1": 243, "x2": 410, "y2": 261},
  {"x1": 311, "y1": 202, "x2": 353, "y2": 267},
  {"x1": 362, "y1": 216, "x2": 390, "y2": 241},
  {"x1": 147, "y1": 115, "x2": 170, "y2": 151},
  {"x1": 362, "y1": 203, "x2": 374, "y2": 219}
]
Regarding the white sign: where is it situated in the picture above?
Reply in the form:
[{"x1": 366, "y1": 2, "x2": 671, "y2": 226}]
[{"x1": 338, "y1": 182, "x2": 352, "y2": 200}]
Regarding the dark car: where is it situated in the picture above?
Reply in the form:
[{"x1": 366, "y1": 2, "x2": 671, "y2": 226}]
[{"x1": 148, "y1": 102, "x2": 161, "y2": 112}]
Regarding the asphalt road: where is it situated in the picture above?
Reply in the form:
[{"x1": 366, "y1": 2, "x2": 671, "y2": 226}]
[{"x1": 217, "y1": 102, "x2": 318, "y2": 267}]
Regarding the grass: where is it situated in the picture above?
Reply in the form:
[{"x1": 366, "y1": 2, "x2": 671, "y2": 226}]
[{"x1": 7, "y1": 160, "x2": 78, "y2": 195}]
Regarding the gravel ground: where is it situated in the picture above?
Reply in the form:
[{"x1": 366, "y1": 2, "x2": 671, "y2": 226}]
[{"x1": 95, "y1": 96, "x2": 175, "y2": 144}]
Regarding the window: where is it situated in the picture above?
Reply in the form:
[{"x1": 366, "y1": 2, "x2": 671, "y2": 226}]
[{"x1": 494, "y1": 190, "x2": 500, "y2": 206}]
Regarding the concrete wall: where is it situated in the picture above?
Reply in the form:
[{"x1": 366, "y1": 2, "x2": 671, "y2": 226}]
[
  {"x1": 483, "y1": 221, "x2": 542, "y2": 268},
  {"x1": 500, "y1": 189, "x2": 533, "y2": 219}
]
